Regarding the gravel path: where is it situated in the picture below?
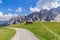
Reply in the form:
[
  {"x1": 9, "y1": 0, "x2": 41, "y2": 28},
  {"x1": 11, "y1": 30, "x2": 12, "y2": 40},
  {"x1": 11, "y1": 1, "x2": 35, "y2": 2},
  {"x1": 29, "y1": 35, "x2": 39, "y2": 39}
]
[{"x1": 11, "y1": 28, "x2": 39, "y2": 40}]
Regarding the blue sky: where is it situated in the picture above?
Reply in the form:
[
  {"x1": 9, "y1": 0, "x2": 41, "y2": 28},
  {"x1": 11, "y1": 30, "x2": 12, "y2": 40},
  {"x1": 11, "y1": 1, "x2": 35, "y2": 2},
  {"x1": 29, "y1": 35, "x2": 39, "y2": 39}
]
[
  {"x1": 0, "y1": 0, "x2": 60, "y2": 20},
  {"x1": 0, "y1": 0, "x2": 60, "y2": 16},
  {"x1": 0, "y1": 0, "x2": 38, "y2": 15}
]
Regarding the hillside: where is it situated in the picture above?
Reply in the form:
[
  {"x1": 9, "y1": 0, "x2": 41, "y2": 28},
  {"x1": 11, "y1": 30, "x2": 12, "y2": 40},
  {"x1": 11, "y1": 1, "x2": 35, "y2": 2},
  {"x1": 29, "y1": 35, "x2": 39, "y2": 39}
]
[{"x1": 5, "y1": 22, "x2": 60, "y2": 40}]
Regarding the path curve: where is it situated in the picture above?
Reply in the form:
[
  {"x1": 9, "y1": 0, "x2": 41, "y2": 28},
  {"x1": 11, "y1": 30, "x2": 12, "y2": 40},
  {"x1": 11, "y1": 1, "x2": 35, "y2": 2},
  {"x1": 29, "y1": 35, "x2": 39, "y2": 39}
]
[{"x1": 11, "y1": 28, "x2": 39, "y2": 40}]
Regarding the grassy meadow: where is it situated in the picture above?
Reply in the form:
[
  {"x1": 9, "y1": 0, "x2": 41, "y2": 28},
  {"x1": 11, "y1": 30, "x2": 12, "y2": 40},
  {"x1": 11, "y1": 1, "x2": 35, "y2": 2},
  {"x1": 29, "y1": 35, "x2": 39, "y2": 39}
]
[
  {"x1": 0, "y1": 22, "x2": 60, "y2": 40},
  {"x1": 0, "y1": 28, "x2": 16, "y2": 40}
]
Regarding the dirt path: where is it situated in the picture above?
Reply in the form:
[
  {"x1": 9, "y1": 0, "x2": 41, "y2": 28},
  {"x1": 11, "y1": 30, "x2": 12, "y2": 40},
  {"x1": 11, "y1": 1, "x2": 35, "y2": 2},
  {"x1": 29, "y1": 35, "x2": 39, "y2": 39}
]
[{"x1": 11, "y1": 28, "x2": 39, "y2": 40}]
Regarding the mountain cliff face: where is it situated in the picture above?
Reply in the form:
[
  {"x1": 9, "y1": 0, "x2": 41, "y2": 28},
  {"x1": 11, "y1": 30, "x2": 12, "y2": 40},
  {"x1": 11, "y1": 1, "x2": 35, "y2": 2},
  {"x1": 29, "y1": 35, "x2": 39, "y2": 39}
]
[
  {"x1": 26, "y1": 7, "x2": 60, "y2": 22},
  {"x1": 9, "y1": 6, "x2": 60, "y2": 25}
]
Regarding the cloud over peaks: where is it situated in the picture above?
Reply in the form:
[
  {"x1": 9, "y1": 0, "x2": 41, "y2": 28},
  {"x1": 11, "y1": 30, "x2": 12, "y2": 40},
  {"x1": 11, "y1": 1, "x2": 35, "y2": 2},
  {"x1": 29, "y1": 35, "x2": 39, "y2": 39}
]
[
  {"x1": 37, "y1": 0, "x2": 60, "y2": 9},
  {"x1": 30, "y1": 0, "x2": 60, "y2": 13},
  {"x1": 0, "y1": 11, "x2": 18, "y2": 21},
  {"x1": 30, "y1": 7, "x2": 40, "y2": 13}
]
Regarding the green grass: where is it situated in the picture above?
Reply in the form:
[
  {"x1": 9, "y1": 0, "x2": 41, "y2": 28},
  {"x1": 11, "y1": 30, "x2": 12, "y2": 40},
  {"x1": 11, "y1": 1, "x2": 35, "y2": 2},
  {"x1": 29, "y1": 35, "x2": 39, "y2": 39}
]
[
  {"x1": 0, "y1": 28, "x2": 16, "y2": 40},
  {"x1": 0, "y1": 22, "x2": 60, "y2": 40},
  {"x1": 43, "y1": 22, "x2": 60, "y2": 35},
  {"x1": 8, "y1": 22, "x2": 60, "y2": 40}
]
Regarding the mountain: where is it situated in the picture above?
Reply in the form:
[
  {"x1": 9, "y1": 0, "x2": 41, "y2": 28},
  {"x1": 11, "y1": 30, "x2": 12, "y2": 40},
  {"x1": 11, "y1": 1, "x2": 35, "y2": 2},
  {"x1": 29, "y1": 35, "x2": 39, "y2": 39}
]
[
  {"x1": 56, "y1": 6, "x2": 60, "y2": 14},
  {"x1": 0, "y1": 21, "x2": 9, "y2": 26},
  {"x1": 8, "y1": 6, "x2": 60, "y2": 24},
  {"x1": 26, "y1": 6, "x2": 60, "y2": 22},
  {"x1": 0, "y1": 6, "x2": 60, "y2": 26}
]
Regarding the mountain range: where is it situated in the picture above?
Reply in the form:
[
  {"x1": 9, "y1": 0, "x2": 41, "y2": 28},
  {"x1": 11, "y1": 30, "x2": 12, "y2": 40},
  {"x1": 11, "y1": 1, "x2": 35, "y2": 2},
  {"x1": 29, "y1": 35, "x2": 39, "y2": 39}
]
[
  {"x1": 26, "y1": 6, "x2": 60, "y2": 22},
  {"x1": 0, "y1": 6, "x2": 60, "y2": 26}
]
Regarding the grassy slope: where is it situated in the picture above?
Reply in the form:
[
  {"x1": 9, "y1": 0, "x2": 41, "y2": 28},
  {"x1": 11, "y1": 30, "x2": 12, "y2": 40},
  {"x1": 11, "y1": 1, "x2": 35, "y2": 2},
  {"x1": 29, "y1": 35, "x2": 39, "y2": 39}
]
[
  {"x1": 43, "y1": 22, "x2": 60, "y2": 35},
  {"x1": 8, "y1": 22, "x2": 60, "y2": 40},
  {"x1": 0, "y1": 28, "x2": 16, "y2": 40}
]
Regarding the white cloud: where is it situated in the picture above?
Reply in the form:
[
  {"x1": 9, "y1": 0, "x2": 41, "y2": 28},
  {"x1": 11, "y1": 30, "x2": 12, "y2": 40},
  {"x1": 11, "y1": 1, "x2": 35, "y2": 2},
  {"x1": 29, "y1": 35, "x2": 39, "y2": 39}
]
[
  {"x1": 30, "y1": 7, "x2": 40, "y2": 13},
  {"x1": 25, "y1": 13, "x2": 28, "y2": 16},
  {"x1": 16, "y1": 7, "x2": 22, "y2": 12},
  {"x1": 1, "y1": 13, "x2": 13, "y2": 20},
  {"x1": 5, "y1": 13, "x2": 18, "y2": 18},
  {"x1": 0, "y1": 12, "x2": 18, "y2": 21},
  {"x1": 14, "y1": 14, "x2": 18, "y2": 17},
  {"x1": 0, "y1": 0, "x2": 2, "y2": 4},
  {"x1": 37, "y1": 0, "x2": 60, "y2": 9},
  {"x1": 0, "y1": 11, "x2": 3, "y2": 16},
  {"x1": 7, "y1": 13, "x2": 13, "y2": 17},
  {"x1": 7, "y1": 8, "x2": 12, "y2": 11},
  {"x1": 30, "y1": 0, "x2": 60, "y2": 12}
]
